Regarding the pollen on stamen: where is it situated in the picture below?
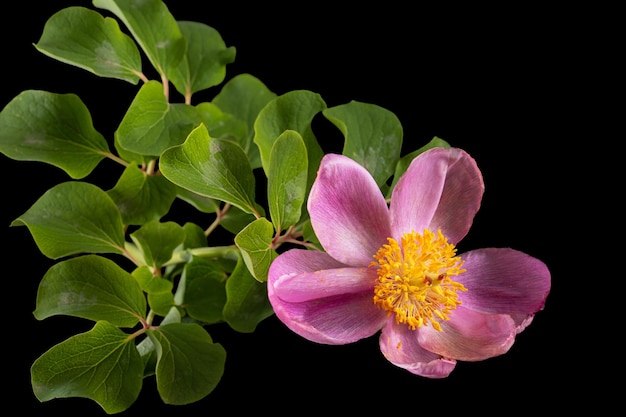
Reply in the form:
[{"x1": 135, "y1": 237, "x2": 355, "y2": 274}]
[{"x1": 371, "y1": 229, "x2": 467, "y2": 331}]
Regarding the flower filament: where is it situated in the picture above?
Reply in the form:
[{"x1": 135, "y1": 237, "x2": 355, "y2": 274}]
[{"x1": 371, "y1": 229, "x2": 467, "y2": 331}]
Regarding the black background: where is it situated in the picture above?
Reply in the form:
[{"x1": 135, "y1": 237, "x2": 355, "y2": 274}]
[{"x1": 2, "y1": 1, "x2": 598, "y2": 415}]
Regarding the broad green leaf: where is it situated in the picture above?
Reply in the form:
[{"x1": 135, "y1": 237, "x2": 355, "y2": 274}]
[
  {"x1": 93, "y1": 0, "x2": 185, "y2": 79},
  {"x1": 0, "y1": 90, "x2": 109, "y2": 179},
  {"x1": 176, "y1": 256, "x2": 227, "y2": 324},
  {"x1": 323, "y1": 100, "x2": 403, "y2": 187},
  {"x1": 213, "y1": 74, "x2": 277, "y2": 169},
  {"x1": 223, "y1": 255, "x2": 274, "y2": 332},
  {"x1": 148, "y1": 322, "x2": 226, "y2": 405},
  {"x1": 116, "y1": 80, "x2": 202, "y2": 157},
  {"x1": 387, "y1": 136, "x2": 450, "y2": 197},
  {"x1": 107, "y1": 164, "x2": 177, "y2": 225},
  {"x1": 34, "y1": 6, "x2": 142, "y2": 84},
  {"x1": 268, "y1": 130, "x2": 308, "y2": 231},
  {"x1": 31, "y1": 320, "x2": 144, "y2": 414},
  {"x1": 34, "y1": 255, "x2": 146, "y2": 327},
  {"x1": 234, "y1": 217, "x2": 277, "y2": 283},
  {"x1": 219, "y1": 203, "x2": 265, "y2": 235},
  {"x1": 160, "y1": 124, "x2": 258, "y2": 215},
  {"x1": 169, "y1": 21, "x2": 236, "y2": 98},
  {"x1": 176, "y1": 187, "x2": 220, "y2": 214},
  {"x1": 195, "y1": 102, "x2": 248, "y2": 146},
  {"x1": 253, "y1": 90, "x2": 325, "y2": 192},
  {"x1": 129, "y1": 221, "x2": 185, "y2": 269},
  {"x1": 11, "y1": 181, "x2": 125, "y2": 259},
  {"x1": 114, "y1": 134, "x2": 152, "y2": 166}
]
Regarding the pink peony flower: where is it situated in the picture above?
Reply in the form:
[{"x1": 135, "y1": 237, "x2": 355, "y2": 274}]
[{"x1": 267, "y1": 147, "x2": 551, "y2": 378}]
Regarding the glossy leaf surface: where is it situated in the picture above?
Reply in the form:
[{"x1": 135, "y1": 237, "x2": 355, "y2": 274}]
[
  {"x1": 116, "y1": 80, "x2": 202, "y2": 157},
  {"x1": 0, "y1": 90, "x2": 108, "y2": 179},
  {"x1": 31, "y1": 320, "x2": 144, "y2": 414},
  {"x1": 35, "y1": 6, "x2": 142, "y2": 83},
  {"x1": 234, "y1": 217, "x2": 277, "y2": 282},
  {"x1": 169, "y1": 21, "x2": 236, "y2": 97},
  {"x1": 267, "y1": 130, "x2": 308, "y2": 231},
  {"x1": 93, "y1": 0, "x2": 185, "y2": 79},
  {"x1": 212, "y1": 74, "x2": 277, "y2": 169},
  {"x1": 149, "y1": 323, "x2": 226, "y2": 405},
  {"x1": 223, "y1": 256, "x2": 274, "y2": 332},
  {"x1": 12, "y1": 181, "x2": 125, "y2": 259},
  {"x1": 160, "y1": 124, "x2": 258, "y2": 215},
  {"x1": 324, "y1": 100, "x2": 403, "y2": 187},
  {"x1": 34, "y1": 255, "x2": 146, "y2": 327},
  {"x1": 107, "y1": 164, "x2": 177, "y2": 225}
]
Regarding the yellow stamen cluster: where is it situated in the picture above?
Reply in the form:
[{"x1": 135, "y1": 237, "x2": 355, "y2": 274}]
[{"x1": 371, "y1": 229, "x2": 467, "y2": 331}]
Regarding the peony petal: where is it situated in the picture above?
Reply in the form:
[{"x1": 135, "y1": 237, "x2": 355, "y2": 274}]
[
  {"x1": 456, "y1": 248, "x2": 551, "y2": 326},
  {"x1": 273, "y1": 266, "x2": 377, "y2": 303},
  {"x1": 268, "y1": 248, "x2": 387, "y2": 344},
  {"x1": 418, "y1": 306, "x2": 516, "y2": 361},
  {"x1": 379, "y1": 319, "x2": 456, "y2": 378},
  {"x1": 269, "y1": 247, "x2": 378, "y2": 303},
  {"x1": 308, "y1": 154, "x2": 391, "y2": 266},
  {"x1": 270, "y1": 291, "x2": 387, "y2": 345},
  {"x1": 390, "y1": 147, "x2": 483, "y2": 244},
  {"x1": 268, "y1": 248, "x2": 349, "y2": 282}
]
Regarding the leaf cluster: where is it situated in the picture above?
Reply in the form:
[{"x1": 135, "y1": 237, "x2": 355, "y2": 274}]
[{"x1": 0, "y1": 0, "x2": 448, "y2": 413}]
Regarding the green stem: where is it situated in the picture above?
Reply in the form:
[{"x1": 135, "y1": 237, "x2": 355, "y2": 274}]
[{"x1": 163, "y1": 245, "x2": 240, "y2": 266}]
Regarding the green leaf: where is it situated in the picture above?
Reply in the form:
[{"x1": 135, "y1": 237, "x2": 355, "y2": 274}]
[
  {"x1": 11, "y1": 181, "x2": 125, "y2": 259},
  {"x1": 107, "y1": 164, "x2": 177, "y2": 225},
  {"x1": 176, "y1": 187, "x2": 220, "y2": 214},
  {"x1": 133, "y1": 265, "x2": 176, "y2": 318},
  {"x1": 148, "y1": 292, "x2": 176, "y2": 317},
  {"x1": 234, "y1": 217, "x2": 277, "y2": 283},
  {"x1": 34, "y1": 6, "x2": 142, "y2": 84},
  {"x1": 31, "y1": 320, "x2": 144, "y2": 414},
  {"x1": 267, "y1": 130, "x2": 308, "y2": 231},
  {"x1": 223, "y1": 255, "x2": 274, "y2": 332},
  {"x1": 323, "y1": 100, "x2": 403, "y2": 187},
  {"x1": 93, "y1": 0, "x2": 185, "y2": 79},
  {"x1": 129, "y1": 221, "x2": 186, "y2": 269},
  {"x1": 387, "y1": 136, "x2": 451, "y2": 196},
  {"x1": 148, "y1": 322, "x2": 226, "y2": 405},
  {"x1": 133, "y1": 265, "x2": 171, "y2": 293},
  {"x1": 169, "y1": 21, "x2": 236, "y2": 98},
  {"x1": 213, "y1": 74, "x2": 277, "y2": 169},
  {"x1": 0, "y1": 90, "x2": 109, "y2": 179},
  {"x1": 34, "y1": 255, "x2": 146, "y2": 327},
  {"x1": 160, "y1": 124, "x2": 258, "y2": 215},
  {"x1": 253, "y1": 90, "x2": 325, "y2": 192},
  {"x1": 195, "y1": 102, "x2": 248, "y2": 146},
  {"x1": 219, "y1": 203, "x2": 265, "y2": 235},
  {"x1": 182, "y1": 222, "x2": 208, "y2": 249},
  {"x1": 176, "y1": 256, "x2": 227, "y2": 324},
  {"x1": 116, "y1": 80, "x2": 202, "y2": 157}
]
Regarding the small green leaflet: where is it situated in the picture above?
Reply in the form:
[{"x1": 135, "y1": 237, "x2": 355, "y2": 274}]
[{"x1": 234, "y1": 217, "x2": 277, "y2": 283}]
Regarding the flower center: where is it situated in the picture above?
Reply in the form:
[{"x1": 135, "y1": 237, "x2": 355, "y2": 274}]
[{"x1": 371, "y1": 229, "x2": 467, "y2": 331}]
